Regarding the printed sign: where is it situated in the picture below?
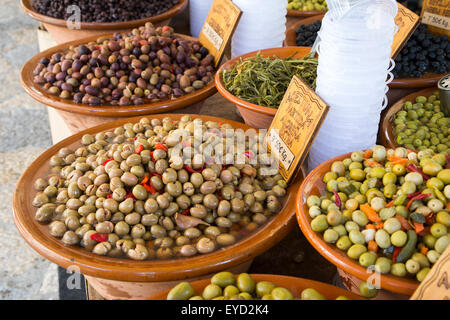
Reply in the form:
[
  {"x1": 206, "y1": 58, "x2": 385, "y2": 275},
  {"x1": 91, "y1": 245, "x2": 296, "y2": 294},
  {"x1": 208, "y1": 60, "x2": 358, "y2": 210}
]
[
  {"x1": 198, "y1": 0, "x2": 242, "y2": 66},
  {"x1": 266, "y1": 76, "x2": 329, "y2": 183}
]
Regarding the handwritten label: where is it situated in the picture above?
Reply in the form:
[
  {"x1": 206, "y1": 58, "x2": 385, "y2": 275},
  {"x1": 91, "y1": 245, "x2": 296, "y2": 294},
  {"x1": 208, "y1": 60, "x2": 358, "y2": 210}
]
[
  {"x1": 421, "y1": 0, "x2": 450, "y2": 36},
  {"x1": 198, "y1": 0, "x2": 242, "y2": 66},
  {"x1": 411, "y1": 245, "x2": 450, "y2": 300},
  {"x1": 391, "y1": 2, "x2": 420, "y2": 59},
  {"x1": 266, "y1": 76, "x2": 329, "y2": 183}
]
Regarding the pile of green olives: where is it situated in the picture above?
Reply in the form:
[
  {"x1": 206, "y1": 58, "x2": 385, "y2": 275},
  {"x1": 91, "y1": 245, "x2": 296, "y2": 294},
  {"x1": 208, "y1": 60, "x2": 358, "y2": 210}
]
[
  {"x1": 394, "y1": 92, "x2": 449, "y2": 155},
  {"x1": 287, "y1": 0, "x2": 328, "y2": 11},
  {"x1": 166, "y1": 272, "x2": 349, "y2": 300},
  {"x1": 306, "y1": 145, "x2": 450, "y2": 283},
  {"x1": 32, "y1": 116, "x2": 288, "y2": 260}
]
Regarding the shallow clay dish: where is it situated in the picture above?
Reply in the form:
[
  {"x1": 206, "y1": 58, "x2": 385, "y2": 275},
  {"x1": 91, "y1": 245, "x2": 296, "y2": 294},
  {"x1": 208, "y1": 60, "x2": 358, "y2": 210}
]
[
  {"x1": 215, "y1": 46, "x2": 312, "y2": 129},
  {"x1": 379, "y1": 87, "x2": 437, "y2": 149},
  {"x1": 147, "y1": 274, "x2": 365, "y2": 300},
  {"x1": 296, "y1": 151, "x2": 419, "y2": 296},
  {"x1": 21, "y1": 32, "x2": 217, "y2": 119},
  {"x1": 20, "y1": 0, "x2": 188, "y2": 44},
  {"x1": 13, "y1": 114, "x2": 303, "y2": 299},
  {"x1": 285, "y1": 13, "x2": 325, "y2": 47}
]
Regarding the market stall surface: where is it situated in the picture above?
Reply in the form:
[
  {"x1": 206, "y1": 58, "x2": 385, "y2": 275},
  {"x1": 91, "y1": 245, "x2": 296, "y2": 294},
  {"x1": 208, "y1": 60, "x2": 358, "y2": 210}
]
[{"x1": 1, "y1": 0, "x2": 337, "y2": 300}]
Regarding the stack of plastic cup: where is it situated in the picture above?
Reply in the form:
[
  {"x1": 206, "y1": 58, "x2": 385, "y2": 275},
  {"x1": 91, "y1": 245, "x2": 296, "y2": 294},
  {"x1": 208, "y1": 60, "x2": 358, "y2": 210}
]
[
  {"x1": 231, "y1": 0, "x2": 287, "y2": 58},
  {"x1": 308, "y1": 0, "x2": 398, "y2": 171},
  {"x1": 190, "y1": 0, "x2": 214, "y2": 38}
]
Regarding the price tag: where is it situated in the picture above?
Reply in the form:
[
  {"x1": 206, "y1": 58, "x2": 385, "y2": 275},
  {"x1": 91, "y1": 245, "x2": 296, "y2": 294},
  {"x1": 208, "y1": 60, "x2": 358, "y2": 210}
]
[
  {"x1": 391, "y1": 2, "x2": 420, "y2": 59},
  {"x1": 421, "y1": 0, "x2": 450, "y2": 36},
  {"x1": 266, "y1": 76, "x2": 329, "y2": 184},
  {"x1": 410, "y1": 245, "x2": 450, "y2": 300},
  {"x1": 198, "y1": 0, "x2": 242, "y2": 67}
]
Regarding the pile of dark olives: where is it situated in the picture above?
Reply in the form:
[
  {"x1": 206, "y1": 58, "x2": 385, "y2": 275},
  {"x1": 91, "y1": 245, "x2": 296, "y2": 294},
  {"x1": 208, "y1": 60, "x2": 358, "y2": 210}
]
[
  {"x1": 32, "y1": 116, "x2": 288, "y2": 261},
  {"x1": 33, "y1": 0, "x2": 180, "y2": 23},
  {"x1": 33, "y1": 23, "x2": 215, "y2": 106}
]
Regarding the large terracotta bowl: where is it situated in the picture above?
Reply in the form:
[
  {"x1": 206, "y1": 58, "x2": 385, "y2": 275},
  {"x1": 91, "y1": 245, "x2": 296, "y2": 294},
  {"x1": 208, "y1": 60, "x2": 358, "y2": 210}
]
[
  {"x1": 21, "y1": 32, "x2": 217, "y2": 134},
  {"x1": 379, "y1": 87, "x2": 437, "y2": 149},
  {"x1": 20, "y1": 0, "x2": 188, "y2": 44},
  {"x1": 13, "y1": 114, "x2": 303, "y2": 300},
  {"x1": 215, "y1": 46, "x2": 312, "y2": 129},
  {"x1": 296, "y1": 151, "x2": 419, "y2": 298},
  {"x1": 285, "y1": 14, "x2": 325, "y2": 47},
  {"x1": 147, "y1": 274, "x2": 365, "y2": 300}
]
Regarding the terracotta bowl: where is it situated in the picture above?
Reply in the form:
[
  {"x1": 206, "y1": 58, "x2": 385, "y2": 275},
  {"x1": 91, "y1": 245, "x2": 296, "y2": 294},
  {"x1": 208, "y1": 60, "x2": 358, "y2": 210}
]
[
  {"x1": 146, "y1": 274, "x2": 365, "y2": 300},
  {"x1": 13, "y1": 114, "x2": 303, "y2": 300},
  {"x1": 287, "y1": 9, "x2": 327, "y2": 19},
  {"x1": 215, "y1": 46, "x2": 312, "y2": 129},
  {"x1": 20, "y1": 0, "x2": 188, "y2": 44},
  {"x1": 20, "y1": 32, "x2": 217, "y2": 134},
  {"x1": 379, "y1": 87, "x2": 437, "y2": 149},
  {"x1": 285, "y1": 14, "x2": 325, "y2": 47},
  {"x1": 296, "y1": 151, "x2": 419, "y2": 297}
]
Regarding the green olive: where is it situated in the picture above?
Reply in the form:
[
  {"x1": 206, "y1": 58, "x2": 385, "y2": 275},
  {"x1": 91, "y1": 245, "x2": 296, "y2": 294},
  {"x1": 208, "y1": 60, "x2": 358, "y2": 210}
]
[
  {"x1": 256, "y1": 281, "x2": 276, "y2": 298},
  {"x1": 359, "y1": 281, "x2": 378, "y2": 299},
  {"x1": 211, "y1": 272, "x2": 236, "y2": 288},
  {"x1": 236, "y1": 273, "x2": 255, "y2": 293},
  {"x1": 167, "y1": 282, "x2": 195, "y2": 300},
  {"x1": 202, "y1": 284, "x2": 222, "y2": 300},
  {"x1": 300, "y1": 288, "x2": 326, "y2": 300}
]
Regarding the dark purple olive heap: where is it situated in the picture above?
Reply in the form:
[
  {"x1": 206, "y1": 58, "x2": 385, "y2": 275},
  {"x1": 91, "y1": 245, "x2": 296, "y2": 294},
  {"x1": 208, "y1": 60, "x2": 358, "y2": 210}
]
[
  {"x1": 32, "y1": 24, "x2": 215, "y2": 106},
  {"x1": 32, "y1": 0, "x2": 180, "y2": 23}
]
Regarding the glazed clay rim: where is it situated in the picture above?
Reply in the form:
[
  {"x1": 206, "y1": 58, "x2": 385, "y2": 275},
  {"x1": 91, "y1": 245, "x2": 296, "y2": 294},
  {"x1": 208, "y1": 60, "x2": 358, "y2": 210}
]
[
  {"x1": 296, "y1": 151, "x2": 419, "y2": 296},
  {"x1": 20, "y1": 0, "x2": 188, "y2": 30},
  {"x1": 287, "y1": 9, "x2": 327, "y2": 18},
  {"x1": 20, "y1": 32, "x2": 217, "y2": 117},
  {"x1": 379, "y1": 87, "x2": 437, "y2": 150},
  {"x1": 13, "y1": 114, "x2": 302, "y2": 282},
  {"x1": 285, "y1": 13, "x2": 325, "y2": 47},
  {"x1": 215, "y1": 46, "x2": 312, "y2": 116},
  {"x1": 146, "y1": 274, "x2": 366, "y2": 300}
]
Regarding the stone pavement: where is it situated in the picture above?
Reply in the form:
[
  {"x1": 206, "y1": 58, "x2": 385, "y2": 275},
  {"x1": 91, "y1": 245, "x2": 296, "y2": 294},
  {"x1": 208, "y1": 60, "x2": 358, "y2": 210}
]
[{"x1": 0, "y1": 0, "x2": 57, "y2": 299}]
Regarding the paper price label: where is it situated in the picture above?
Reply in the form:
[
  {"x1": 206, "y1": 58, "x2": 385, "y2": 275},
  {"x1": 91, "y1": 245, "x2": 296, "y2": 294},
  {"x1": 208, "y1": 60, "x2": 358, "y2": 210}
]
[
  {"x1": 392, "y1": 2, "x2": 420, "y2": 59},
  {"x1": 421, "y1": 0, "x2": 450, "y2": 36},
  {"x1": 411, "y1": 245, "x2": 450, "y2": 300},
  {"x1": 198, "y1": 0, "x2": 242, "y2": 67},
  {"x1": 266, "y1": 76, "x2": 329, "y2": 184}
]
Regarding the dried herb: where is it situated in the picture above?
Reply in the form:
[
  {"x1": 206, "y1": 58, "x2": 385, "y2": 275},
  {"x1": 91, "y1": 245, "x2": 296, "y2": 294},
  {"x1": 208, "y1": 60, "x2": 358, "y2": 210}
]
[{"x1": 222, "y1": 52, "x2": 318, "y2": 108}]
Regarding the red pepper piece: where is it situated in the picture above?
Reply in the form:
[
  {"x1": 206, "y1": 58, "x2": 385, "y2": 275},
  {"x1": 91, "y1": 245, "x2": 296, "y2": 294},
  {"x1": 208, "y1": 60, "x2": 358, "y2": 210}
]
[
  {"x1": 150, "y1": 151, "x2": 155, "y2": 162},
  {"x1": 181, "y1": 209, "x2": 190, "y2": 216},
  {"x1": 162, "y1": 26, "x2": 170, "y2": 33},
  {"x1": 102, "y1": 158, "x2": 114, "y2": 166},
  {"x1": 135, "y1": 144, "x2": 144, "y2": 154},
  {"x1": 426, "y1": 213, "x2": 435, "y2": 225},
  {"x1": 333, "y1": 190, "x2": 342, "y2": 210},
  {"x1": 407, "y1": 192, "x2": 421, "y2": 199},
  {"x1": 154, "y1": 143, "x2": 168, "y2": 152},
  {"x1": 244, "y1": 151, "x2": 254, "y2": 159},
  {"x1": 407, "y1": 164, "x2": 430, "y2": 181},
  {"x1": 139, "y1": 40, "x2": 148, "y2": 46},
  {"x1": 150, "y1": 172, "x2": 162, "y2": 178},
  {"x1": 142, "y1": 183, "x2": 158, "y2": 194},
  {"x1": 184, "y1": 165, "x2": 202, "y2": 174},
  {"x1": 417, "y1": 226, "x2": 431, "y2": 237},
  {"x1": 124, "y1": 192, "x2": 136, "y2": 201},
  {"x1": 106, "y1": 194, "x2": 113, "y2": 199},
  {"x1": 90, "y1": 233, "x2": 108, "y2": 242},
  {"x1": 406, "y1": 193, "x2": 432, "y2": 210},
  {"x1": 392, "y1": 246, "x2": 402, "y2": 262}
]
